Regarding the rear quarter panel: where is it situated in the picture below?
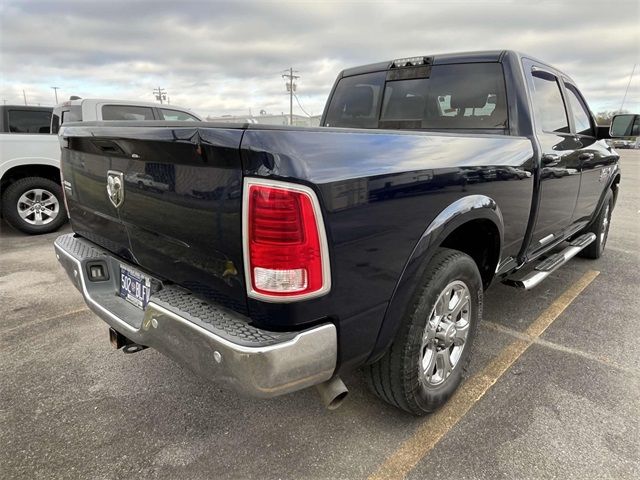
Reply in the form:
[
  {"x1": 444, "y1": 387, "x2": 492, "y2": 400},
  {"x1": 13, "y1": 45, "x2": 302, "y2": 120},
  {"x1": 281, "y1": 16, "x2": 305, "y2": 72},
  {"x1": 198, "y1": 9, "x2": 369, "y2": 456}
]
[{"x1": 241, "y1": 128, "x2": 534, "y2": 370}]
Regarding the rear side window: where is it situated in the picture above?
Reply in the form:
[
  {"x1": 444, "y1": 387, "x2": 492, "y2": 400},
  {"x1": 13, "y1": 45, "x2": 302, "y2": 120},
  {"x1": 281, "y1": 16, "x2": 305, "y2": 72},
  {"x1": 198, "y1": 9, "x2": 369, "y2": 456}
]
[
  {"x1": 530, "y1": 71, "x2": 569, "y2": 133},
  {"x1": 325, "y1": 63, "x2": 508, "y2": 130},
  {"x1": 102, "y1": 105, "x2": 155, "y2": 121},
  {"x1": 324, "y1": 72, "x2": 386, "y2": 128},
  {"x1": 564, "y1": 84, "x2": 593, "y2": 136},
  {"x1": 7, "y1": 109, "x2": 52, "y2": 133},
  {"x1": 52, "y1": 106, "x2": 83, "y2": 133},
  {"x1": 159, "y1": 108, "x2": 198, "y2": 121}
]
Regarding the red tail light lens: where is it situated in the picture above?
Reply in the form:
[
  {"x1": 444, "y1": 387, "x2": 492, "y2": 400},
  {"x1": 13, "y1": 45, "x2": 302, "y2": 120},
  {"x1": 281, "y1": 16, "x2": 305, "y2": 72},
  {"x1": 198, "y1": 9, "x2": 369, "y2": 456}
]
[{"x1": 243, "y1": 179, "x2": 330, "y2": 301}]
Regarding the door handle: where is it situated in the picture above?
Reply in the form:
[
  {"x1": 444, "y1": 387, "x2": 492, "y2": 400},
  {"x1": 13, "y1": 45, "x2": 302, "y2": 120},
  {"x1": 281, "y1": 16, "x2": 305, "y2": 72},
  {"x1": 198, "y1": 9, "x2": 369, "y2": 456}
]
[
  {"x1": 542, "y1": 153, "x2": 560, "y2": 166},
  {"x1": 578, "y1": 153, "x2": 594, "y2": 162}
]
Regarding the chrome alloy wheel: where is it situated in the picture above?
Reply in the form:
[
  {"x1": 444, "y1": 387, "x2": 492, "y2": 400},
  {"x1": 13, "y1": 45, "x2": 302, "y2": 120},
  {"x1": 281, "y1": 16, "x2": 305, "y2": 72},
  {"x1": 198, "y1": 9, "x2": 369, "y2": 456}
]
[
  {"x1": 420, "y1": 280, "x2": 471, "y2": 386},
  {"x1": 17, "y1": 188, "x2": 60, "y2": 226},
  {"x1": 600, "y1": 203, "x2": 610, "y2": 246}
]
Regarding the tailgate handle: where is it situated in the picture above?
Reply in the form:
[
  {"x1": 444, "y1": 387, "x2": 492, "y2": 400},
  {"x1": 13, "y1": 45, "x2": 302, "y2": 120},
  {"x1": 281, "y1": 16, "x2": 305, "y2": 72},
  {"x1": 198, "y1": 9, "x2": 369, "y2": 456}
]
[
  {"x1": 542, "y1": 153, "x2": 560, "y2": 166},
  {"x1": 93, "y1": 140, "x2": 125, "y2": 155}
]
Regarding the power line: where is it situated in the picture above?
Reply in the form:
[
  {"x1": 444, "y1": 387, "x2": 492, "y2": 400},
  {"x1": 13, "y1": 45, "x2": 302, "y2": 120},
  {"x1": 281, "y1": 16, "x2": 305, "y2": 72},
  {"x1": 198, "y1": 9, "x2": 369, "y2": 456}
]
[
  {"x1": 619, "y1": 63, "x2": 637, "y2": 112},
  {"x1": 293, "y1": 92, "x2": 312, "y2": 117}
]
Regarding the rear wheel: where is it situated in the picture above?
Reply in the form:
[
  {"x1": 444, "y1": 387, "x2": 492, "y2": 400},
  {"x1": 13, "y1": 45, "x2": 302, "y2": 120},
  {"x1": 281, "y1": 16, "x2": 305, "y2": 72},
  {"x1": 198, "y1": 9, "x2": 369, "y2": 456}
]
[
  {"x1": 579, "y1": 189, "x2": 613, "y2": 259},
  {"x1": 1, "y1": 177, "x2": 67, "y2": 234},
  {"x1": 364, "y1": 248, "x2": 482, "y2": 415}
]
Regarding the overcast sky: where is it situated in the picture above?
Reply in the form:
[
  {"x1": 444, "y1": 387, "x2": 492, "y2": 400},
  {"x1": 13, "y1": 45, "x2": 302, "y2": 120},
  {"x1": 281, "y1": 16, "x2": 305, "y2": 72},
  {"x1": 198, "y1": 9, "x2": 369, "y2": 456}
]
[{"x1": 1, "y1": 0, "x2": 638, "y2": 118}]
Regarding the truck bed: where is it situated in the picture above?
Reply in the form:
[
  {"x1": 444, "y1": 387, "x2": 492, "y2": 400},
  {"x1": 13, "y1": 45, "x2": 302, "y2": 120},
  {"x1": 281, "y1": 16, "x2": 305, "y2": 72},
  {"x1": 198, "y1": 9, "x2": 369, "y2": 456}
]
[{"x1": 60, "y1": 121, "x2": 534, "y2": 369}]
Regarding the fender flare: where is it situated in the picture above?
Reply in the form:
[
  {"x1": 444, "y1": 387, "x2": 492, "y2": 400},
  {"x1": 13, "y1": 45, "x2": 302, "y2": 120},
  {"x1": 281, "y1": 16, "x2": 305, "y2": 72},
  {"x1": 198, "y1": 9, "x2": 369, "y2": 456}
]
[
  {"x1": 584, "y1": 166, "x2": 621, "y2": 230},
  {"x1": 366, "y1": 195, "x2": 504, "y2": 363},
  {"x1": 607, "y1": 168, "x2": 621, "y2": 210}
]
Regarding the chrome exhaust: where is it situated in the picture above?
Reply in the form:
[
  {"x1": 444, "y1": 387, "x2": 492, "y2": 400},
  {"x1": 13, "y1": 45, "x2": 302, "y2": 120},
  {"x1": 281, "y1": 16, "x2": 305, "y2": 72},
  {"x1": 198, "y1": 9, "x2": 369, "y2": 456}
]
[{"x1": 315, "y1": 376, "x2": 348, "y2": 410}]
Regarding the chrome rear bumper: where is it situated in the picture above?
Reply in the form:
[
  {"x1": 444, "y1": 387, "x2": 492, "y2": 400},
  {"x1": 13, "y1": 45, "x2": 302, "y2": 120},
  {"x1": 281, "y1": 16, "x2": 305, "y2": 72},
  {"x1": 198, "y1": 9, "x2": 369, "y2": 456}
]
[{"x1": 54, "y1": 233, "x2": 337, "y2": 398}]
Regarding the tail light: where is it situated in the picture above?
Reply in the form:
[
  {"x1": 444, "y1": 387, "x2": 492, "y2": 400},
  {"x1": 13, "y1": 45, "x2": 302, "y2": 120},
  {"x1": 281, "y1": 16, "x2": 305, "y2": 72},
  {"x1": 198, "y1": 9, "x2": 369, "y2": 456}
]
[{"x1": 242, "y1": 178, "x2": 331, "y2": 302}]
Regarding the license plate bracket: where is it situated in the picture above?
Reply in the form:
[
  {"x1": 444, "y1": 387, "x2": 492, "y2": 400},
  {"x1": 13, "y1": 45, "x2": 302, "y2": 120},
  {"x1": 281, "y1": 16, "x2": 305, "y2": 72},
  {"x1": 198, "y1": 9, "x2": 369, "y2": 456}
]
[{"x1": 119, "y1": 264, "x2": 151, "y2": 310}]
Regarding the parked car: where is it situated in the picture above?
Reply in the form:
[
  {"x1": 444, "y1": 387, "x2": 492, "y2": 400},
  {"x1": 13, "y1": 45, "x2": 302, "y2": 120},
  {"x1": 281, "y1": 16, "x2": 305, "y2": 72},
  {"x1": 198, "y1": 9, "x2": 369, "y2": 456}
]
[
  {"x1": 55, "y1": 51, "x2": 625, "y2": 415},
  {"x1": 0, "y1": 105, "x2": 64, "y2": 234},
  {"x1": 611, "y1": 139, "x2": 633, "y2": 149},
  {"x1": 0, "y1": 99, "x2": 201, "y2": 234},
  {"x1": 124, "y1": 172, "x2": 170, "y2": 192}
]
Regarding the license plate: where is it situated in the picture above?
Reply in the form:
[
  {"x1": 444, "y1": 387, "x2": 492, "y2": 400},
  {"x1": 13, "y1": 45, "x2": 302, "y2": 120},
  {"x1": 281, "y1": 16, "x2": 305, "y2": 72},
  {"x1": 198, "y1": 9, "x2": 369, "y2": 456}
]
[{"x1": 119, "y1": 264, "x2": 151, "y2": 310}]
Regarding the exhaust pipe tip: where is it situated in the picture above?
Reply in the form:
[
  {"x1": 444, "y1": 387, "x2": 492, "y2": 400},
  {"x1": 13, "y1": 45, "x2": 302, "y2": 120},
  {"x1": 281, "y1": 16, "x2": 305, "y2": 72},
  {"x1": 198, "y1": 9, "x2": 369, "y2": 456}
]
[{"x1": 315, "y1": 376, "x2": 348, "y2": 410}]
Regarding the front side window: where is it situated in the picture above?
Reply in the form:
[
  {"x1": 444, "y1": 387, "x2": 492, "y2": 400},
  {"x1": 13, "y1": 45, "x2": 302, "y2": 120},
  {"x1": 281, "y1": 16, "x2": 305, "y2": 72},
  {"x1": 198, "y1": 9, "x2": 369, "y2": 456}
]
[
  {"x1": 101, "y1": 105, "x2": 155, "y2": 121},
  {"x1": 159, "y1": 109, "x2": 198, "y2": 121},
  {"x1": 564, "y1": 84, "x2": 593, "y2": 136},
  {"x1": 8, "y1": 109, "x2": 52, "y2": 133},
  {"x1": 530, "y1": 70, "x2": 569, "y2": 133}
]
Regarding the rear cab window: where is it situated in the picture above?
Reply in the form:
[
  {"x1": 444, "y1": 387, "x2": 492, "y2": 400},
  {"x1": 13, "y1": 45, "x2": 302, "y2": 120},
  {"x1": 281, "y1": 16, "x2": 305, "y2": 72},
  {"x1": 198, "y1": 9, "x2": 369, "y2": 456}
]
[
  {"x1": 324, "y1": 62, "x2": 509, "y2": 131},
  {"x1": 7, "y1": 109, "x2": 52, "y2": 133},
  {"x1": 324, "y1": 73, "x2": 385, "y2": 128},
  {"x1": 101, "y1": 105, "x2": 155, "y2": 121}
]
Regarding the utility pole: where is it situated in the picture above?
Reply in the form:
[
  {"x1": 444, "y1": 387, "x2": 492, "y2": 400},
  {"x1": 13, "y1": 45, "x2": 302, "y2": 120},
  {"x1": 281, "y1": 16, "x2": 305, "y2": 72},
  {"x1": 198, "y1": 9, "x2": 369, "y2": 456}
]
[
  {"x1": 22, "y1": 90, "x2": 27, "y2": 105},
  {"x1": 153, "y1": 87, "x2": 167, "y2": 104},
  {"x1": 282, "y1": 68, "x2": 299, "y2": 126},
  {"x1": 51, "y1": 86, "x2": 60, "y2": 104}
]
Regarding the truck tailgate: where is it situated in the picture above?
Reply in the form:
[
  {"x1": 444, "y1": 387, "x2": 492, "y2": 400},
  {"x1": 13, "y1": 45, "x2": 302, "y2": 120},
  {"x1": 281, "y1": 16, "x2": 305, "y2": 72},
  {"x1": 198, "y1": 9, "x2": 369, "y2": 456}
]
[{"x1": 60, "y1": 124, "x2": 248, "y2": 313}]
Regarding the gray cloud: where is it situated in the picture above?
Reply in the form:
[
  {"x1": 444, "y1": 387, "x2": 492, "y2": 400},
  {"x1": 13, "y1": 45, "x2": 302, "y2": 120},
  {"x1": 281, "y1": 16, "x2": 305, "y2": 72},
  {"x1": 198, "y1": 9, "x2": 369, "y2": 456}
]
[{"x1": 1, "y1": 0, "x2": 638, "y2": 117}]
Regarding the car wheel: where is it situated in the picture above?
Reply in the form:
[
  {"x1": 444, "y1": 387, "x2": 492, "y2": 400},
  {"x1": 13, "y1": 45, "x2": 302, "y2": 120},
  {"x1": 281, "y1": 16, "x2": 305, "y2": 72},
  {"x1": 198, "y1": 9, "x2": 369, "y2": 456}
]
[
  {"x1": 364, "y1": 248, "x2": 482, "y2": 415},
  {"x1": 1, "y1": 177, "x2": 67, "y2": 235},
  {"x1": 579, "y1": 189, "x2": 613, "y2": 259}
]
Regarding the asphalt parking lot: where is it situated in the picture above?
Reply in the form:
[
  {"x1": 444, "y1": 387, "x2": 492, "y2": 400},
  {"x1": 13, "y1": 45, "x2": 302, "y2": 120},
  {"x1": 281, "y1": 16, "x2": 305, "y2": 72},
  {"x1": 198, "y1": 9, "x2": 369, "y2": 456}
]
[{"x1": 1, "y1": 151, "x2": 639, "y2": 480}]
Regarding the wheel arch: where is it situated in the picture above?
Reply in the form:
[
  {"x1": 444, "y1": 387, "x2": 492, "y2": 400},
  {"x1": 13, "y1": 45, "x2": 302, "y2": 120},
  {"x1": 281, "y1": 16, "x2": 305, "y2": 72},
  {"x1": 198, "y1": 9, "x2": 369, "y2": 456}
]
[
  {"x1": 610, "y1": 172, "x2": 621, "y2": 208},
  {"x1": 1, "y1": 160, "x2": 61, "y2": 196},
  {"x1": 366, "y1": 195, "x2": 503, "y2": 363},
  {"x1": 587, "y1": 169, "x2": 621, "y2": 228}
]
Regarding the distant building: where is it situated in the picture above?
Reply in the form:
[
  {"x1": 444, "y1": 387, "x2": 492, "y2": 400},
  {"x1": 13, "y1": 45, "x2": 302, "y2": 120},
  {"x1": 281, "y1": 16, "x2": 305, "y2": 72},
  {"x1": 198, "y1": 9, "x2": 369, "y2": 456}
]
[{"x1": 205, "y1": 113, "x2": 321, "y2": 127}]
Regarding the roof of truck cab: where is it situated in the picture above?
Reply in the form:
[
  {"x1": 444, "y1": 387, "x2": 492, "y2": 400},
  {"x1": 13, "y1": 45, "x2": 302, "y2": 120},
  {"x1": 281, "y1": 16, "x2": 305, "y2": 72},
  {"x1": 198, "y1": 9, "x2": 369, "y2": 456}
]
[
  {"x1": 59, "y1": 98, "x2": 178, "y2": 108},
  {"x1": 339, "y1": 50, "x2": 577, "y2": 84},
  {"x1": 1, "y1": 105, "x2": 53, "y2": 110},
  {"x1": 53, "y1": 98, "x2": 202, "y2": 121},
  {"x1": 341, "y1": 50, "x2": 507, "y2": 77}
]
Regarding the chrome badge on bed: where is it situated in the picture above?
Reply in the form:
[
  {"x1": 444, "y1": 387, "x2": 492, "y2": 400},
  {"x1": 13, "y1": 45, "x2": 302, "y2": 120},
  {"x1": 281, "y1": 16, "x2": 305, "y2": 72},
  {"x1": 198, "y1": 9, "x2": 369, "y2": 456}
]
[{"x1": 106, "y1": 170, "x2": 124, "y2": 208}]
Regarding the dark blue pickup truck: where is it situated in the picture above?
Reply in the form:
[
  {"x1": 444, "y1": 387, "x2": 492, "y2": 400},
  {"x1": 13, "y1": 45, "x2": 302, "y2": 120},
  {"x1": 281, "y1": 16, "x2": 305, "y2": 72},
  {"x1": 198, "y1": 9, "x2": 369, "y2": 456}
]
[{"x1": 55, "y1": 51, "x2": 628, "y2": 415}]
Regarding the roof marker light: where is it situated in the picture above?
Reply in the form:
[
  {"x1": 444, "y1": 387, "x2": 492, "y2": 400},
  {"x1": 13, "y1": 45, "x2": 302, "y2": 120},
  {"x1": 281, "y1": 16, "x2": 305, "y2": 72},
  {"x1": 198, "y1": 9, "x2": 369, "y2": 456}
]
[{"x1": 391, "y1": 56, "x2": 430, "y2": 68}]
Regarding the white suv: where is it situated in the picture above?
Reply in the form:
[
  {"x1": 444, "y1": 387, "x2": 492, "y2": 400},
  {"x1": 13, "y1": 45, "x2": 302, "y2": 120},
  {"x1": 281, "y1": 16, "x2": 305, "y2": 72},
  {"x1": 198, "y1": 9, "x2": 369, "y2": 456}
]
[{"x1": 1, "y1": 99, "x2": 200, "y2": 234}]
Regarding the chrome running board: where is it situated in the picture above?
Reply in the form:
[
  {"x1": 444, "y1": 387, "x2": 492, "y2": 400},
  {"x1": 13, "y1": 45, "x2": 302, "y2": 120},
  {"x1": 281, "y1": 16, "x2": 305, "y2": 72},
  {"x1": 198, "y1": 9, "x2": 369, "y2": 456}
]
[{"x1": 504, "y1": 233, "x2": 596, "y2": 290}]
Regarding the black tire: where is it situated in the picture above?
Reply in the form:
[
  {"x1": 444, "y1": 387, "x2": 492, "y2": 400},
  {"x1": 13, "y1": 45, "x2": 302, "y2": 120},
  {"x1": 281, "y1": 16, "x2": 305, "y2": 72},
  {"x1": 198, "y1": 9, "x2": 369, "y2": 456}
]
[
  {"x1": 364, "y1": 248, "x2": 482, "y2": 415},
  {"x1": 579, "y1": 189, "x2": 613, "y2": 259},
  {"x1": 1, "y1": 177, "x2": 67, "y2": 235}
]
